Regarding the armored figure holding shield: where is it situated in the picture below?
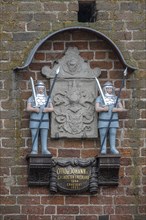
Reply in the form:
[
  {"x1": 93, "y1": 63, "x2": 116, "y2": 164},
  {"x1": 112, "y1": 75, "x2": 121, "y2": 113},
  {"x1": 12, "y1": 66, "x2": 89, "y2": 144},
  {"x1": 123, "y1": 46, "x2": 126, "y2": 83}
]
[
  {"x1": 95, "y1": 80, "x2": 125, "y2": 155},
  {"x1": 27, "y1": 79, "x2": 54, "y2": 155}
]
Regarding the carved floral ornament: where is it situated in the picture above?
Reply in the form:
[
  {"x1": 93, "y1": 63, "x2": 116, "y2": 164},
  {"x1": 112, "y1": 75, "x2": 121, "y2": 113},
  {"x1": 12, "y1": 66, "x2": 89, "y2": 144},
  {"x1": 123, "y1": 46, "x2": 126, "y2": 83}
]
[{"x1": 42, "y1": 47, "x2": 101, "y2": 138}]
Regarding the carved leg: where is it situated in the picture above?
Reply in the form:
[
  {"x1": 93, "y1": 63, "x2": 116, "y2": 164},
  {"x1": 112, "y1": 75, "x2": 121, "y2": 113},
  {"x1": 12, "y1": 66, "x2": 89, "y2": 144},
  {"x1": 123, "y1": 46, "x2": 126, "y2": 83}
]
[
  {"x1": 40, "y1": 129, "x2": 51, "y2": 155},
  {"x1": 31, "y1": 129, "x2": 38, "y2": 154},
  {"x1": 99, "y1": 128, "x2": 107, "y2": 154},
  {"x1": 109, "y1": 128, "x2": 119, "y2": 154}
]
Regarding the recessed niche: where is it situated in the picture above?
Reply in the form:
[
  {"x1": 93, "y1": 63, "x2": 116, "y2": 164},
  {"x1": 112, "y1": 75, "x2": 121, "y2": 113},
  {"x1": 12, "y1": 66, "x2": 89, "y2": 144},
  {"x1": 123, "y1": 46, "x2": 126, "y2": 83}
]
[{"x1": 78, "y1": 1, "x2": 97, "y2": 22}]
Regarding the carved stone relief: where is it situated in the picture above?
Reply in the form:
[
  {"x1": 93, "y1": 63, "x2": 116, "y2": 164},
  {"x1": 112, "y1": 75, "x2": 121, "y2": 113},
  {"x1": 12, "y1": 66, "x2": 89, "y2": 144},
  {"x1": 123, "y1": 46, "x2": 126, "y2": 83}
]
[{"x1": 42, "y1": 47, "x2": 101, "y2": 138}]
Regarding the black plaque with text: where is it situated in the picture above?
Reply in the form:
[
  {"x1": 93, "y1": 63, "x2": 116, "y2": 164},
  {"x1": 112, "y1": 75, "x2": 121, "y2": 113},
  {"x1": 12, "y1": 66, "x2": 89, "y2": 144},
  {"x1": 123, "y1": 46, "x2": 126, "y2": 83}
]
[{"x1": 50, "y1": 158, "x2": 98, "y2": 194}]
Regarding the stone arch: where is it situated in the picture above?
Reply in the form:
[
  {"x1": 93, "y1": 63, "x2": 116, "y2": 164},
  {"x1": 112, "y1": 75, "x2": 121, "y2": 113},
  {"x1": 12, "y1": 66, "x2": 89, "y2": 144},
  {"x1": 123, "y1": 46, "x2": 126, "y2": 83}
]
[{"x1": 14, "y1": 26, "x2": 136, "y2": 72}]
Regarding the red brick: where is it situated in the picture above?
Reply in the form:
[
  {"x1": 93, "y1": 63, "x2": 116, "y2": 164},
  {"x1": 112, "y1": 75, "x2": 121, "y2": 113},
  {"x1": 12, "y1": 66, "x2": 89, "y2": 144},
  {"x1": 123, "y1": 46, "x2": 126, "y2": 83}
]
[
  {"x1": 110, "y1": 215, "x2": 133, "y2": 220},
  {"x1": 29, "y1": 187, "x2": 49, "y2": 195},
  {"x1": 90, "y1": 41, "x2": 109, "y2": 50},
  {"x1": 58, "y1": 149, "x2": 80, "y2": 157},
  {"x1": 34, "y1": 52, "x2": 45, "y2": 61},
  {"x1": 22, "y1": 205, "x2": 44, "y2": 215},
  {"x1": 120, "y1": 176, "x2": 132, "y2": 185},
  {"x1": 109, "y1": 70, "x2": 123, "y2": 79},
  {"x1": 81, "y1": 149, "x2": 97, "y2": 158},
  {"x1": 76, "y1": 216, "x2": 97, "y2": 220},
  {"x1": 141, "y1": 148, "x2": 146, "y2": 156},
  {"x1": 102, "y1": 187, "x2": 125, "y2": 196},
  {"x1": 28, "y1": 216, "x2": 51, "y2": 220},
  {"x1": 57, "y1": 206, "x2": 79, "y2": 214},
  {"x1": 103, "y1": 206, "x2": 114, "y2": 214},
  {"x1": 16, "y1": 176, "x2": 28, "y2": 186},
  {"x1": 115, "y1": 205, "x2": 138, "y2": 214},
  {"x1": 52, "y1": 216, "x2": 74, "y2": 220},
  {"x1": 41, "y1": 196, "x2": 64, "y2": 205},
  {"x1": 39, "y1": 41, "x2": 52, "y2": 50},
  {"x1": 45, "y1": 206, "x2": 55, "y2": 214},
  {"x1": 0, "y1": 186, "x2": 9, "y2": 195},
  {"x1": 53, "y1": 42, "x2": 65, "y2": 51},
  {"x1": 115, "y1": 196, "x2": 137, "y2": 205},
  {"x1": 91, "y1": 61, "x2": 113, "y2": 69},
  {"x1": 138, "y1": 196, "x2": 146, "y2": 205},
  {"x1": 142, "y1": 176, "x2": 146, "y2": 185},
  {"x1": 126, "y1": 187, "x2": 140, "y2": 196},
  {"x1": 95, "y1": 51, "x2": 107, "y2": 59},
  {"x1": 80, "y1": 51, "x2": 94, "y2": 60},
  {"x1": 120, "y1": 148, "x2": 132, "y2": 157},
  {"x1": 0, "y1": 196, "x2": 16, "y2": 205},
  {"x1": 29, "y1": 63, "x2": 49, "y2": 71},
  {"x1": 65, "y1": 196, "x2": 89, "y2": 204},
  {"x1": 10, "y1": 186, "x2": 29, "y2": 195},
  {"x1": 64, "y1": 139, "x2": 82, "y2": 149},
  {"x1": 120, "y1": 158, "x2": 132, "y2": 166},
  {"x1": 90, "y1": 195, "x2": 112, "y2": 205},
  {"x1": 80, "y1": 206, "x2": 102, "y2": 214},
  {"x1": 4, "y1": 215, "x2": 27, "y2": 220},
  {"x1": 139, "y1": 205, "x2": 146, "y2": 214},
  {"x1": 0, "y1": 206, "x2": 20, "y2": 214},
  {"x1": 17, "y1": 196, "x2": 40, "y2": 205},
  {"x1": 66, "y1": 41, "x2": 88, "y2": 50},
  {"x1": 83, "y1": 140, "x2": 96, "y2": 148},
  {"x1": 46, "y1": 53, "x2": 62, "y2": 61}
]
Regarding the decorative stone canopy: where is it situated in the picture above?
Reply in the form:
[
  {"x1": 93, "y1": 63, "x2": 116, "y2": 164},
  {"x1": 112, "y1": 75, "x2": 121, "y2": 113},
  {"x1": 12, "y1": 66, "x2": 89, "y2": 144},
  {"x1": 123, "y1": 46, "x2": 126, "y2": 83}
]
[{"x1": 14, "y1": 26, "x2": 136, "y2": 72}]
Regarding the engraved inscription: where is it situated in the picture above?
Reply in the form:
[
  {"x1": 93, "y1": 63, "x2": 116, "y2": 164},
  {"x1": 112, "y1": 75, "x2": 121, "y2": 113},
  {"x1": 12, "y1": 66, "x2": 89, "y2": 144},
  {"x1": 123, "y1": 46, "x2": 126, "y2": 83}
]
[{"x1": 56, "y1": 166, "x2": 90, "y2": 192}]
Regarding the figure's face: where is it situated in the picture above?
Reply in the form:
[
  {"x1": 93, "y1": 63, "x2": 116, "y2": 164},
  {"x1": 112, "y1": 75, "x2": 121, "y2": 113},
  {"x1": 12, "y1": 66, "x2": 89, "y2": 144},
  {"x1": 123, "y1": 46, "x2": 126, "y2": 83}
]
[
  {"x1": 36, "y1": 86, "x2": 45, "y2": 94},
  {"x1": 105, "y1": 87, "x2": 113, "y2": 94}
]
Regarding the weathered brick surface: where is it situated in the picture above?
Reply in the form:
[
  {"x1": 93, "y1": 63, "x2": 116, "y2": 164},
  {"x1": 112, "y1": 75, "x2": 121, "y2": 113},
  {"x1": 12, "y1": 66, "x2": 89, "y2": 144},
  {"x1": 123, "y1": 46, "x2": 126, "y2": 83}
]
[{"x1": 1, "y1": 0, "x2": 146, "y2": 219}]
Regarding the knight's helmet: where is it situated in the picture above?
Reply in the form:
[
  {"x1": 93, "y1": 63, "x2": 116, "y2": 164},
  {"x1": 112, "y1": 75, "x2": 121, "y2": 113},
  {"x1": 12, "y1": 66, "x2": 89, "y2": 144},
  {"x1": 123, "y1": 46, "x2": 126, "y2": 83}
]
[
  {"x1": 102, "y1": 81, "x2": 115, "y2": 96},
  {"x1": 35, "y1": 81, "x2": 47, "y2": 106}
]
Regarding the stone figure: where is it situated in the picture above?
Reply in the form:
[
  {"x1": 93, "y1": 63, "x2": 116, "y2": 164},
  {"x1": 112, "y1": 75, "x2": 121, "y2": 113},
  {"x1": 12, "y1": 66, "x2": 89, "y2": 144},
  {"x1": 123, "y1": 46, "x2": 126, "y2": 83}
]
[
  {"x1": 95, "y1": 81, "x2": 125, "y2": 154},
  {"x1": 27, "y1": 80, "x2": 54, "y2": 155}
]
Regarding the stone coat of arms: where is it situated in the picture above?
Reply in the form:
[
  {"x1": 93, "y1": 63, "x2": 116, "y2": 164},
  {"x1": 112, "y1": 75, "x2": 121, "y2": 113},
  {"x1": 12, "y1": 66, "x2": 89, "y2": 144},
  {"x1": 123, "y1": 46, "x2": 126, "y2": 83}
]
[{"x1": 42, "y1": 47, "x2": 101, "y2": 138}]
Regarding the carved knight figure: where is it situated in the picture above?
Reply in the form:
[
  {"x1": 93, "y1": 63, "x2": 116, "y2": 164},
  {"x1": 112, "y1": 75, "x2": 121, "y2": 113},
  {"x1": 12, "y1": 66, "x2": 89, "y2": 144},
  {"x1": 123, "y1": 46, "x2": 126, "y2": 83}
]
[
  {"x1": 95, "y1": 81, "x2": 125, "y2": 154},
  {"x1": 27, "y1": 80, "x2": 54, "y2": 155}
]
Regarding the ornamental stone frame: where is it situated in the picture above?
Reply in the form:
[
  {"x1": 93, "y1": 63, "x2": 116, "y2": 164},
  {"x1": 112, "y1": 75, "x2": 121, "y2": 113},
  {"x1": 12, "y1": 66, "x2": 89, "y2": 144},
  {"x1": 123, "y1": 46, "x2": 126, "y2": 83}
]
[{"x1": 41, "y1": 47, "x2": 101, "y2": 139}]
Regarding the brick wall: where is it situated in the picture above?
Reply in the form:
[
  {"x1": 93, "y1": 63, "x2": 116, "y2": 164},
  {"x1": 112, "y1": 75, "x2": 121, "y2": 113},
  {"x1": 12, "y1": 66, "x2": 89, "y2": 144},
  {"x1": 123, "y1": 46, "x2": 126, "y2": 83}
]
[{"x1": 0, "y1": 1, "x2": 146, "y2": 220}]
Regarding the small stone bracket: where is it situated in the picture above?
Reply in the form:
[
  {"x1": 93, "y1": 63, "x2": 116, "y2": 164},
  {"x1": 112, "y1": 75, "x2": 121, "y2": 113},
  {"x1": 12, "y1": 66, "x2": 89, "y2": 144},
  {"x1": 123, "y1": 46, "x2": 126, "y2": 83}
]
[
  {"x1": 97, "y1": 154, "x2": 121, "y2": 186},
  {"x1": 26, "y1": 154, "x2": 53, "y2": 186}
]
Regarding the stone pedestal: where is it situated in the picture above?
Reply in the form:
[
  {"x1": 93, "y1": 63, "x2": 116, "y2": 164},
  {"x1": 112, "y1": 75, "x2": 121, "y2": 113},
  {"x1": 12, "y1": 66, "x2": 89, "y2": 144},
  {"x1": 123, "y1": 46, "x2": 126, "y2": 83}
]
[
  {"x1": 26, "y1": 154, "x2": 53, "y2": 186},
  {"x1": 97, "y1": 154, "x2": 121, "y2": 186}
]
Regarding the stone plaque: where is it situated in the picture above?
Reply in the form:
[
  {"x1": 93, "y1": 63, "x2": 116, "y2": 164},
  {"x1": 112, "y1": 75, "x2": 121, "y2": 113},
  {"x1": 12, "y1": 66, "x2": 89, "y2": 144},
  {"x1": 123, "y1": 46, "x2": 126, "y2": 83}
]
[
  {"x1": 41, "y1": 47, "x2": 101, "y2": 139},
  {"x1": 51, "y1": 79, "x2": 97, "y2": 138}
]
